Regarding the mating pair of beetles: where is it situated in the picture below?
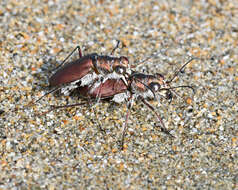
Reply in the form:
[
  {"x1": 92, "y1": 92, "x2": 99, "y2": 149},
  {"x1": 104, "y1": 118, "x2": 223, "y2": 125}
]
[{"x1": 37, "y1": 41, "x2": 195, "y2": 149}]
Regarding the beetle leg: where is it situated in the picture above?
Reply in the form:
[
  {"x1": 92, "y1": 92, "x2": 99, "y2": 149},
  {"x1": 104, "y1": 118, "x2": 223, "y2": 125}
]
[
  {"x1": 167, "y1": 57, "x2": 196, "y2": 83},
  {"x1": 91, "y1": 55, "x2": 101, "y2": 75},
  {"x1": 51, "y1": 46, "x2": 83, "y2": 72},
  {"x1": 39, "y1": 102, "x2": 88, "y2": 116},
  {"x1": 34, "y1": 86, "x2": 62, "y2": 103},
  {"x1": 95, "y1": 77, "x2": 104, "y2": 104},
  {"x1": 132, "y1": 77, "x2": 157, "y2": 101},
  {"x1": 120, "y1": 76, "x2": 128, "y2": 87},
  {"x1": 141, "y1": 98, "x2": 174, "y2": 138},
  {"x1": 77, "y1": 46, "x2": 83, "y2": 58},
  {"x1": 120, "y1": 94, "x2": 134, "y2": 150}
]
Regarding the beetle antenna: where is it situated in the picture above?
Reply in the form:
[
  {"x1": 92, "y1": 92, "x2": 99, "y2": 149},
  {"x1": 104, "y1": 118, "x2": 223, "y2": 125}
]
[
  {"x1": 141, "y1": 98, "x2": 174, "y2": 138},
  {"x1": 132, "y1": 48, "x2": 169, "y2": 69},
  {"x1": 51, "y1": 46, "x2": 82, "y2": 72},
  {"x1": 160, "y1": 85, "x2": 195, "y2": 94},
  {"x1": 167, "y1": 57, "x2": 195, "y2": 84},
  {"x1": 131, "y1": 56, "x2": 152, "y2": 69}
]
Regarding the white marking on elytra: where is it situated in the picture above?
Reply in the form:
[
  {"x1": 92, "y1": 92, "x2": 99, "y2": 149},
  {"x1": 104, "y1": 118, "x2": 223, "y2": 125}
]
[
  {"x1": 102, "y1": 72, "x2": 128, "y2": 85},
  {"x1": 60, "y1": 79, "x2": 81, "y2": 95},
  {"x1": 80, "y1": 72, "x2": 99, "y2": 86},
  {"x1": 61, "y1": 73, "x2": 100, "y2": 95}
]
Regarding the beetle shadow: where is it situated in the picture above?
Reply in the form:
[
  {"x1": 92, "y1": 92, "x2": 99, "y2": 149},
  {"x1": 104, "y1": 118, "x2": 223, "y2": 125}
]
[
  {"x1": 32, "y1": 55, "x2": 58, "y2": 91},
  {"x1": 32, "y1": 50, "x2": 81, "y2": 94}
]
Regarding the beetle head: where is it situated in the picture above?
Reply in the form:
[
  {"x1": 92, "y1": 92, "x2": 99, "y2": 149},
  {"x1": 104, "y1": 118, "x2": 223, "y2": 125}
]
[{"x1": 129, "y1": 72, "x2": 172, "y2": 101}]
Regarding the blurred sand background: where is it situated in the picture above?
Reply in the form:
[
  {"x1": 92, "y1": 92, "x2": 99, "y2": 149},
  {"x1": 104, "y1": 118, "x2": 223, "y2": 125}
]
[{"x1": 0, "y1": 0, "x2": 237, "y2": 189}]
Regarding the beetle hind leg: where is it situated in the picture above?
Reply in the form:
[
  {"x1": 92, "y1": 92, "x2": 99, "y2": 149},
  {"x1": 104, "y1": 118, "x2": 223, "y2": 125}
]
[{"x1": 51, "y1": 46, "x2": 83, "y2": 72}]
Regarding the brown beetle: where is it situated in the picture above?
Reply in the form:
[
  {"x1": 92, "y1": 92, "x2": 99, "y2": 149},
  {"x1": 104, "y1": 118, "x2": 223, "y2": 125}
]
[
  {"x1": 49, "y1": 53, "x2": 130, "y2": 87},
  {"x1": 49, "y1": 41, "x2": 130, "y2": 93},
  {"x1": 35, "y1": 41, "x2": 131, "y2": 103}
]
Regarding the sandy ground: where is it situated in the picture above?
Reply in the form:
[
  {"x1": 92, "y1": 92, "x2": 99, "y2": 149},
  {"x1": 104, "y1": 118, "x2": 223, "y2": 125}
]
[{"x1": 0, "y1": 0, "x2": 237, "y2": 189}]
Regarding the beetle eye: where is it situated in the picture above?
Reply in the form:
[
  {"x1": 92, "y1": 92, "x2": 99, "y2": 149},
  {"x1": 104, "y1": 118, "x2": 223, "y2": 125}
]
[
  {"x1": 115, "y1": 66, "x2": 126, "y2": 74},
  {"x1": 149, "y1": 82, "x2": 160, "y2": 92}
]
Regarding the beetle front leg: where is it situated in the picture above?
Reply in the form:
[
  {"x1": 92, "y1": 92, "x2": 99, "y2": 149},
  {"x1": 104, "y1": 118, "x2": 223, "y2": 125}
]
[
  {"x1": 141, "y1": 98, "x2": 174, "y2": 138},
  {"x1": 120, "y1": 94, "x2": 134, "y2": 150},
  {"x1": 95, "y1": 77, "x2": 104, "y2": 102}
]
